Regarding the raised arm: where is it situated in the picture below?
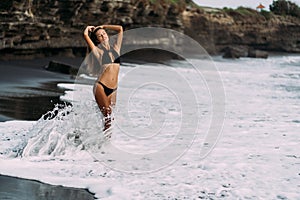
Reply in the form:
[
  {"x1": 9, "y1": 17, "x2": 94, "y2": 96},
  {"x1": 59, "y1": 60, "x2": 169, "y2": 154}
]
[
  {"x1": 83, "y1": 26, "x2": 96, "y2": 50},
  {"x1": 100, "y1": 25, "x2": 123, "y2": 32},
  {"x1": 101, "y1": 25, "x2": 123, "y2": 52}
]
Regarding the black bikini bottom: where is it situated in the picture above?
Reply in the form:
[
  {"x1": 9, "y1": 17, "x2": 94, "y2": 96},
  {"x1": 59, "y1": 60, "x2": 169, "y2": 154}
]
[{"x1": 97, "y1": 81, "x2": 117, "y2": 96}]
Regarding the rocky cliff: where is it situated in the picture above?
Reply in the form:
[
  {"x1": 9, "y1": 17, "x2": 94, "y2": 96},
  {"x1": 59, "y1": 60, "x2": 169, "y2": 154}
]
[
  {"x1": 184, "y1": 6, "x2": 300, "y2": 55},
  {"x1": 1, "y1": 0, "x2": 300, "y2": 60}
]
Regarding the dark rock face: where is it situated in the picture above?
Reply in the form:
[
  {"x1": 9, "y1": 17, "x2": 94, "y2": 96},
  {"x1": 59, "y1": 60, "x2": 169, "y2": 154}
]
[
  {"x1": 183, "y1": 7, "x2": 300, "y2": 55},
  {"x1": 1, "y1": 0, "x2": 300, "y2": 60}
]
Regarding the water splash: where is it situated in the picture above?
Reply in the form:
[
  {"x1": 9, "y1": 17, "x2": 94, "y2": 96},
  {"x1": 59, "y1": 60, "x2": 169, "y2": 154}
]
[{"x1": 21, "y1": 94, "x2": 106, "y2": 158}]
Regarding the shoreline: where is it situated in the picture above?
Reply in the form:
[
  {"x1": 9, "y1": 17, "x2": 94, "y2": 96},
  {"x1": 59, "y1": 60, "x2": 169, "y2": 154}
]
[
  {"x1": 0, "y1": 81, "x2": 72, "y2": 122},
  {"x1": 0, "y1": 56, "x2": 96, "y2": 199},
  {"x1": 1, "y1": 52, "x2": 299, "y2": 122},
  {"x1": 0, "y1": 174, "x2": 95, "y2": 200},
  {"x1": 0, "y1": 56, "x2": 80, "y2": 122}
]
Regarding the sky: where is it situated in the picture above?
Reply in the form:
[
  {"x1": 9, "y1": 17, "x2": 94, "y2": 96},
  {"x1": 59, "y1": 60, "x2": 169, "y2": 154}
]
[{"x1": 193, "y1": 0, "x2": 300, "y2": 10}]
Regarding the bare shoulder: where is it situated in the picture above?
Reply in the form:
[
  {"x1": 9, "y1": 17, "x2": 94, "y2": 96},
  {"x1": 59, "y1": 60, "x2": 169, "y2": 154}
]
[{"x1": 91, "y1": 46, "x2": 103, "y2": 57}]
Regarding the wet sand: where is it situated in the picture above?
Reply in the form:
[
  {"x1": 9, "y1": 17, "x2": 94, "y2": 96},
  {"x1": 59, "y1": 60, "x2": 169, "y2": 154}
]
[
  {"x1": 0, "y1": 175, "x2": 95, "y2": 200},
  {"x1": 0, "y1": 57, "x2": 96, "y2": 199},
  {"x1": 0, "y1": 57, "x2": 82, "y2": 121},
  {"x1": 0, "y1": 81, "x2": 71, "y2": 121}
]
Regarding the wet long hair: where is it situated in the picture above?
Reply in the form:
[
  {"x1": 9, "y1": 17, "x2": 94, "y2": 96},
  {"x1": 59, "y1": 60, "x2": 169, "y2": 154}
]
[
  {"x1": 84, "y1": 27, "x2": 105, "y2": 75},
  {"x1": 89, "y1": 26, "x2": 104, "y2": 46}
]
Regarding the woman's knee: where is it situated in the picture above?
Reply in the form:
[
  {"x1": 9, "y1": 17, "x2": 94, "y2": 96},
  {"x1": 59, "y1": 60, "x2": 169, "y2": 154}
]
[{"x1": 100, "y1": 105, "x2": 112, "y2": 115}]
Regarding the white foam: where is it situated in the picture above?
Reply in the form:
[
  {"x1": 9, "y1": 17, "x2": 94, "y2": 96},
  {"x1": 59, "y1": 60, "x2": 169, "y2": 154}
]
[{"x1": 0, "y1": 57, "x2": 299, "y2": 199}]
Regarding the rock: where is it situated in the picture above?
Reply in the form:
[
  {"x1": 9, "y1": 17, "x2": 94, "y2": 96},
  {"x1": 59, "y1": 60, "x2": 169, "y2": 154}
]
[
  {"x1": 248, "y1": 49, "x2": 269, "y2": 59},
  {"x1": 121, "y1": 48, "x2": 183, "y2": 64},
  {"x1": 222, "y1": 46, "x2": 248, "y2": 59},
  {"x1": 45, "y1": 60, "x2": 78, "y2": 75}
]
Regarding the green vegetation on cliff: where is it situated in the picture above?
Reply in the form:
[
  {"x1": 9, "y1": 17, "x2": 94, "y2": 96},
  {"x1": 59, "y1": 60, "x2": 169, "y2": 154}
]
[
  {"x1": 222, "y1": 0, "x2": 300, "y2": 20},
  {"x1": 270, "y1": 0, "x2": 300, "y2": 17}
]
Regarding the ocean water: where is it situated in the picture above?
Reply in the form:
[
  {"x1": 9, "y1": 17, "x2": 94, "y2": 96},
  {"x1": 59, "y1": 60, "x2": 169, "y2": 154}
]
[{"x1": 0, "y1": 55, "x2": 299, "y2": 199}]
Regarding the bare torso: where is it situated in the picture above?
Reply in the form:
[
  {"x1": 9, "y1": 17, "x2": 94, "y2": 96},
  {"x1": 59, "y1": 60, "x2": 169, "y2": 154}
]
[
  {"x1": 98, "y1": 63, "x2": 120, "y2": 89},
  {"x1": 92, "y1": 45, "x2": 120, "y2": 89}
]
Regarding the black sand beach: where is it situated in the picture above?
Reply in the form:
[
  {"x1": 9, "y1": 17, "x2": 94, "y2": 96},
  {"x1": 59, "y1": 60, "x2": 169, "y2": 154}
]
[
  {"x1": 0, "y1": 57, "x2": 82, "y2": 121},
  {"x1": 0, "y1": 57, "x2": 96, "y2": 199},
  {"x1": 0, "y1": 175, "x2": 95, "y2": 200}
]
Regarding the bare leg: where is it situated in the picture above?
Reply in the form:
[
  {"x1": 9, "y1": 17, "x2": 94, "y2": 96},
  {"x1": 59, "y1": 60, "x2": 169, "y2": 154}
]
[
  {"x1": 94, "y1": 83, "x2": 112, "y2": 131},
  {"x1": 110, "y1": 92, "x2": 117, "y2": 110}
]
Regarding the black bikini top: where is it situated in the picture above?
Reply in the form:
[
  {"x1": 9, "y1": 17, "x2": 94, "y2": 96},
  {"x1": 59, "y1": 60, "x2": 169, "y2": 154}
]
[{"x1": 99, "y1": 45, "x2": 120, "y2": 65}]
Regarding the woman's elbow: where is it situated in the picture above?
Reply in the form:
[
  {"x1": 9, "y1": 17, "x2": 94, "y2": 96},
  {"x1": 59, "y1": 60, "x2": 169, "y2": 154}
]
[{"x1": 119, "y1": 26, "x2": 123, "y2": 33}]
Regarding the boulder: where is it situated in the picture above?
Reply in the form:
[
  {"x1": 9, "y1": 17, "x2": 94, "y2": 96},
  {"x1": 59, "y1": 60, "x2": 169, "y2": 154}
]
[
  {"x1": 248, "y1": 49, "x2": 268, "y2": 59},
  {"x1": 222, "y1": 46, "x2": 248, "y2": 59},
  {"x1": 45, "y1": 60, "x2": 78, "y2": 75}
]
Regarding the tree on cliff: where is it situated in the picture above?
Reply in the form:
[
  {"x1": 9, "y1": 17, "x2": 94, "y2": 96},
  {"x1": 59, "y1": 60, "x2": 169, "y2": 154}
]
[{"x1": 270, "y1": 0, "x2": 300, "y2": 17}]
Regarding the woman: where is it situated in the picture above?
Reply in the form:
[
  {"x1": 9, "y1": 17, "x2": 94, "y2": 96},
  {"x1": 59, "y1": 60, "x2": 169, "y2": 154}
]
[{"x1": 83, "y1": 24, "x2": 123, "y2": 132}]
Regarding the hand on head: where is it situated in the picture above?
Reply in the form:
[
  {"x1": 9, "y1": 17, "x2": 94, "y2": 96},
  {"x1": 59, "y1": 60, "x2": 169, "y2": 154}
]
[
  {"x1": 88, "y1": 26, "x2": 95, "y2": 32},
  {"x1": 84, "y1": 26, "x2": 96, "y2": 35}
]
